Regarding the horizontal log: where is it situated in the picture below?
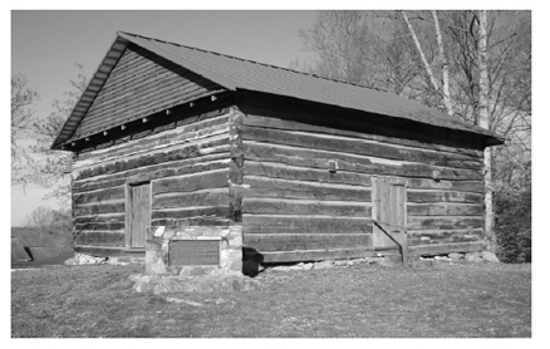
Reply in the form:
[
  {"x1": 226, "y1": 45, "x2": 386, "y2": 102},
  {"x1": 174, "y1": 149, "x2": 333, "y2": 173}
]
[
  {"x1": 406, "y1": 179, "x2": 484, "y2": 193},
  {"x1": 407, "y1": 229, "x2": 484, "y2": 246},
  {"x1": 152, "y1": 189, "x2": 229, "y2": 209},
  {"x1": 73, "y1": 213, "x2": 126, "y2": 225},
  {"x1": 245, "y1": 161, "x2": 373, "y2": 186},
  {"x1": 240, "y1": 100, "x2": 486, "y2": 152},
  {"x1": 243, "y1": 125, "x2": 483, "y2": 170},
  {"x1": 410, "y1": 241, "x2": 484, "y2": 256},
  {"x1": 407, "y1": 216, "x2": 484, "y2": 230},
  {"x1": 242, "y1": 114, "x2": 484, "y2": 159},
  {"x1": 243, "y1": 214, "x2": 373, "y2": 234},
  {"x1": 74, "y1": 231, "x2": 126, "y2": 246},
  {"x1": 407, "y1": 191, "x2": 483, "y2": 204},
  {"x1": 242, "y1": 198, "x2": 372, "y2": 217},
  {"x1": 151, "y1": 206, "x2": 232, "y2": 220},
  {"x1": 407, "y1": 203, "x2": 483, "y2": 216},
  {"x1": 74, "y1": 201, "x2": 125, "y2": 216},
  {"x1": 73, "y1": 186, "x2": 125, "y2": 205},
  {"x1": 245, "y1": 141, "x2": 377, "y2": 173},
  {"x1": 73, "y1": 245, "x2": 132, "y2": 257},
  {"x1": 152, "y1": 169, "x2": 229, "y2": 195},
  {"x1": 74, "y1": 221, "x2": 126, "y2": 231},
  {"x1": 244, "y1": 233, "x2": 373, "y2": 252},
  {"x1": 244, "y1": 142, "x2": 482, "y2": 181},
  {"x1": 76, "y1": 114, "x2": 231, "y2": 163},
  {"x1": 244, "y1": 176, "x2": 371, "y2": 201},
  {"x1": 149, "y1": 158, "x2": 231, "y2": 181},
  {"x1": 73, "y1": 177, "x2": 127, "y2": 194},
  {"x1": 260, "y1": 248, "x2": 376, "y2": 263},
  {"x1": 151, "y1": 218, "x2": 232, "y2": 227},
  {"x1": 75, "y1": 135, "x2": 231, "y2": 180},
  {"x1": 74, "y1": 154, "x2": 230, "y2": 186}
]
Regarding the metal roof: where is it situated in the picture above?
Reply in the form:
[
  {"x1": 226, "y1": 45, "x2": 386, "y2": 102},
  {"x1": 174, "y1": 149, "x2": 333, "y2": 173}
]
[{"x1": 52, "y1": 31, "x2": 503, "y2": 149}]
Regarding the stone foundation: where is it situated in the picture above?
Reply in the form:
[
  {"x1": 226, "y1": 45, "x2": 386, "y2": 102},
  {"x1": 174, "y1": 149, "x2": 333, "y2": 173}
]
[
  {"x1": 130, "y1": 270, "x2": 263, "y2": 294},
  {"x1": 146, "y1": 225, "x2": 243, "y2": 277}
]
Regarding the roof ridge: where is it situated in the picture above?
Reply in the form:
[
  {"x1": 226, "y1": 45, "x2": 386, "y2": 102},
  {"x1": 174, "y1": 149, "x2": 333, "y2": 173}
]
[{"x1": 117, "y1": 30, "x2": 390, "y2": 94}]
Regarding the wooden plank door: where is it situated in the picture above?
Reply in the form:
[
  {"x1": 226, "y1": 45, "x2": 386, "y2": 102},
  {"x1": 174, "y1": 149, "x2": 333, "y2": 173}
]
[
  {"x1": 372, "y1": 177, "x2": 407, "y2": 250},
  {"x1": 127, "y1": 182, "x2": 151, "y2": 248}
]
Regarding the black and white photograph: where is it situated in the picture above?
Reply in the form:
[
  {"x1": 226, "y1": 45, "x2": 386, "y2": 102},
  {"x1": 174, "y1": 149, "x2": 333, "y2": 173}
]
[{"x1": 10, "y1": 4, "x2": 537, "y2": 340}]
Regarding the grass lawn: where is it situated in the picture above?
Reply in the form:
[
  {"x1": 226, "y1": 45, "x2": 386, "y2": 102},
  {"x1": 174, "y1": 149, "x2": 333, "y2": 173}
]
[{"x1": 11, "y1": 261, "x2": 531, "y2": 338}]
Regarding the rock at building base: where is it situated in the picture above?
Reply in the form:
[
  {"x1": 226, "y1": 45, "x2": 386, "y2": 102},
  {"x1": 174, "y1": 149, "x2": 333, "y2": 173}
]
[
  {"x1": 106, "y1": 256, "x2": 145, "y2": 266},
  {"x1": 64, "y1": 253, "x2": 145, "y2": 266},
  {"x1": 465, "y1": 252, "x2": 484, "y2": 263},
  {"x1": 464, "y1": 251, "x2": 499, "y2": 263},
  {"x1": 64, "y1": 253, "x2": 107, "y2": 265},
  {"x1": 480, "y1": 251, "x2": 500, "y2": 263},
  {"x1": 448, "y1": 253, "x2": 465, "y2": 261},
  {"x1": 130, "y1": 270, "x2": 263, "y2": 295},
  {"x1": 313, "y1": 260, "x2": 335, "y2": 270},
  {"x1": 434, "y1": 255, "x2": 453, "y2": 262}
]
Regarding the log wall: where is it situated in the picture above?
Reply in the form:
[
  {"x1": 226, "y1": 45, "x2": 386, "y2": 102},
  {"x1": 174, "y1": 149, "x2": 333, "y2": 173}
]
[
  {"x1": 239, "y1": 113, "x2": 485, "y2": 262},
  {"x1": 71, "y1": 108, "x2": 238, "y2": 255}
]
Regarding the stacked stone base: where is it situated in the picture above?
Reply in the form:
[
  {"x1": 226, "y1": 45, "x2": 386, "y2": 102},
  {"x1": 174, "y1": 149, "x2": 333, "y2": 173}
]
[
  {"x1": 146, "y1": 225, "x2": 242, "y2": 276},
  {"x1": 130, "y1": 270, "x2": 262, "y2": 295}
]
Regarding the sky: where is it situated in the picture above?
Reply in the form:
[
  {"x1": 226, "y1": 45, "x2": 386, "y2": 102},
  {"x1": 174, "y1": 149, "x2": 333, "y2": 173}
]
[
  {"x1": 10, "y1": 10, "x2": 319, "y2": 226},
  {"x1": 5, "y1": 2, "x2": 548, "y2": 342}
]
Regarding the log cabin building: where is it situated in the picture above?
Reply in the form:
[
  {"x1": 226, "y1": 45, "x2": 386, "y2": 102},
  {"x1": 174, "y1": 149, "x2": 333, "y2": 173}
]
[{"x1": 52, "y1": 31, "x2": 504, "y2": 266}]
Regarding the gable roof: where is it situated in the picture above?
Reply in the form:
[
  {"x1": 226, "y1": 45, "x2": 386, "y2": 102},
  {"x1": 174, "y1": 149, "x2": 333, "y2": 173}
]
[{"x1": 52, "y1": 31, "x2": 504, "y2": 149}]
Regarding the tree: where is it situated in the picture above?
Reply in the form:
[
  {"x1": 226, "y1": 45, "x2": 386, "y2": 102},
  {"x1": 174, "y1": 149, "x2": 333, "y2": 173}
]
[
  {"x1": 297, "y1": 10, "x2": 531, "y2": 258},
  {"x1": 11, "y1": 73, "x2": 39, "y2": 187},
  {"x1": 298, "y1": 11, "x2": 423, "y2": 96},
  {"x1": 30, "y1": 64, "x2": 88, "y2": 205},
  {"x1": 23, "y1": 206, "x2": 73, "y2": 252},
  {"x1": 25, "y1": 206, "x2": 72, "y2": 232},
  {"x1": 477, "y1": 10, "x2": 496, "y2": 252}
]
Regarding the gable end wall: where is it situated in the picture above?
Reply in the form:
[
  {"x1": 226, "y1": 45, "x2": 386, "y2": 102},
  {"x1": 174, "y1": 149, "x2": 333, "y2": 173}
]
[
  {"x1": 71, "y1": 43, "x2": 225, "y2": 140},
  {"x1": 71, "y1": 108, "x2": 240, "y2": 256}
]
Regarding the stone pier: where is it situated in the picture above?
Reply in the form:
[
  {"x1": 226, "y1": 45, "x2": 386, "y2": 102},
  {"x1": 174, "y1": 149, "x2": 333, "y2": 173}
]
[{"x1": 145, "y1": 225, "x2": 243, "y2": 277}]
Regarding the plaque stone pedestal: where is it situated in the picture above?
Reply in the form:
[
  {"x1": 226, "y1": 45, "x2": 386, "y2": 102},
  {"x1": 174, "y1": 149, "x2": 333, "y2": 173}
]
[{"x1": 145, "y1": 225, "x2": 243, "y2": 276}]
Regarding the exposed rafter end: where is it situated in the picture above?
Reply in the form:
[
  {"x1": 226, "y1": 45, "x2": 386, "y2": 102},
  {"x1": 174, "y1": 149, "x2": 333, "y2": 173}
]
[
  {"x1": 142, "y1": 118, "x2": 148, "y2": 123},
  {"x1": 189, "y1": 102, "x2": 194, "y2": 107},
  {"x1": 85, "y1": 137, "x2": 90, "y2": 142},
  {"x1": 103, "y1": 131, "x2": 108, "y2": 136},
  {"x1": 165, "y1": 109, "x2": 172, "y2": 115},
  {"x1": 121, "y1": 125, "x2": 126, "y2": 130},
  {"x1": 211, "y1": 95, "x2": 217, "y2": 102}
]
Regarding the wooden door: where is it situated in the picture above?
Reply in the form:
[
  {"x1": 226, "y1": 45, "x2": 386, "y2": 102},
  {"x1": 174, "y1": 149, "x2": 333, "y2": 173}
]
[
  {"x1": 127, "y1": 182, "x2": 151, "y2": 248},
  {"x1": 372, "y1": 177, "x2": 407, "y2": 250}
]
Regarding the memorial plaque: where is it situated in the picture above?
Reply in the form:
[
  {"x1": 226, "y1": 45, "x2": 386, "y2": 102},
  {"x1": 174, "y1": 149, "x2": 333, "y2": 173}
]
[{"x1": 169, "y1": 240, "x2": 220, "y2": 266}]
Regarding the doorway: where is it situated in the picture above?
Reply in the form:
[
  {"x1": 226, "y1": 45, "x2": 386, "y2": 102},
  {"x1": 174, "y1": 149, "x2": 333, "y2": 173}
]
[
  {"x1": 372, "y1": 177, "x2": 407, "y2": 251},
  {"x1": 126, "y1": 181, "x2": 151, "y2": 249}
]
